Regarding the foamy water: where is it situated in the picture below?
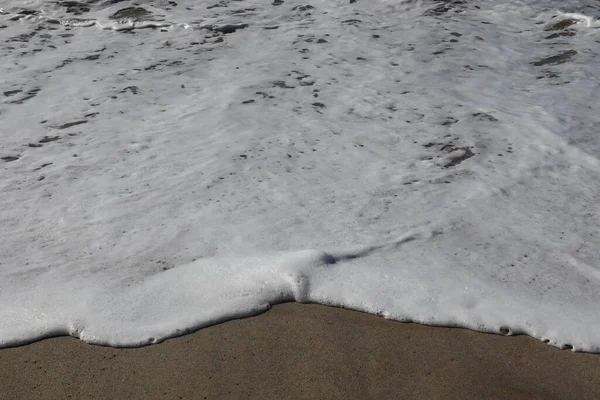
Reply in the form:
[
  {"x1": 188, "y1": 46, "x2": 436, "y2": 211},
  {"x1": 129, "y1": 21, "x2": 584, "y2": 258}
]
[{"x1": 1, "y1": 0, "x2": 599, "y2": 351}]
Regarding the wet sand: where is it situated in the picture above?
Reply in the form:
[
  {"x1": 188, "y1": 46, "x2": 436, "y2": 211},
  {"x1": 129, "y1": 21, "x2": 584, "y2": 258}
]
[{"x1": 1, "y1": 303, "x2": 599, "y2": 400}]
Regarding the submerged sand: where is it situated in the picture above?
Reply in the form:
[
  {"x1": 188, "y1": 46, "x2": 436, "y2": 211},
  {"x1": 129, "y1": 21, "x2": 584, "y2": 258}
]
[{"x1": 0, "y1": 303, "x2": 599, "y2": 399}]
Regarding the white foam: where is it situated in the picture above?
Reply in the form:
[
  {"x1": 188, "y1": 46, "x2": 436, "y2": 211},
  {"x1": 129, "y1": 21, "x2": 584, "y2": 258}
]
[{"x1": 1, "y1": 0, "x2": 600, "y2": 351}]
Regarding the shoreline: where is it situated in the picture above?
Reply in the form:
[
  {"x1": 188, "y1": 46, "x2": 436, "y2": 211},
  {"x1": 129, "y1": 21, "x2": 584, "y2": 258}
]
[{"x1": 1, "y1": 303, "x2": 599, "y2": 399}]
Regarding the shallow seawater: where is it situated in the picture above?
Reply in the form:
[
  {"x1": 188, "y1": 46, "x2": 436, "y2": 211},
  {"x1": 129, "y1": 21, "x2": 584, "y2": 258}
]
[{"x1": 1, "y1": 0, "x2": 600, "y2": 351}]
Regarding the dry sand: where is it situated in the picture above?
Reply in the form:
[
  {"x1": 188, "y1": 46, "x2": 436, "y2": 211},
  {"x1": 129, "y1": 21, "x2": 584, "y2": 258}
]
[{"x1": 1, "y1": 303, "x2": 599, "y2": 400}]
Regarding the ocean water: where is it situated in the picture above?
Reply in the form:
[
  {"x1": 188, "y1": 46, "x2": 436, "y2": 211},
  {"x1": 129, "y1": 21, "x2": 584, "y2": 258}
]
[{"x1": 1, "y1": 0, "x2": 599, "y2": 351}]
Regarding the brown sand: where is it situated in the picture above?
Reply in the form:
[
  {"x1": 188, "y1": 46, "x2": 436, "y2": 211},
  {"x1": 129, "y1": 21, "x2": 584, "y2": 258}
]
[{"x1": 0, "y1": 303, "x2": 599, "y2": 400}]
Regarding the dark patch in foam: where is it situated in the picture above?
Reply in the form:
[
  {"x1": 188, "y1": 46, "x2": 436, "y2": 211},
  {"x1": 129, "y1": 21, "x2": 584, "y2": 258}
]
[
  {"x1": 441, "y1": 117, "x2": 458, "y2": 126},
  {"x1": 545, "y1": 18, "x2": 579, "y2": 31},
  {"x1": 472, "y1": 112, "x2": 498, "y2": 122},
  {"x1": 424, "y1": 0, "x2": 467, "y2": 16},
  {"x1": 39, "y1": 136, "x2": 61, "y2": 143},
  {"x1": 4, "y1": 90, "x2": 22, "y2": 97},
  {"x1": 6, "y1": 32, "x2": 37, "y2": 43},
  {"x1": 292, "y1": 5, "x2": 315, "y2": 12},
  {"x1": 531, "y1": 50, "x2": 577, "y2": 66},
  {"x1": 8, "y1": 88, "x2": 40, "y2": 104},
  {"x1": 55, "y1": 120, "x2": 87, "y2": 130},
  {"x1": 273, "y1": 81, "x2": 295, "y2": 89},
  {"x1": 58, "y1": 2, "x2": 91, "y2": 15},
  {"x1": 33, "y1": 163, "x2": 53, "y2": 172},
  {"x1": 423, "y1": 141, "x2": 475, "y2": 168},
  {"x1": 229, "y1": 8, "x2": 256, "y2": 15},
  {"x1": 120, "y1": 86, "x2": 139, "y2": 95},
  {"x1": 211, "y1": 24, "x2": 248, "y2": 34},
  {"x1": 54, "y1": 59, "x2": 74, "y2": 71},
  {"x1": 545, "y1": 31, "x2": 576, "y2": 40},
  {"x1": 536, "y1": 70, "x2": 560, "y2": 80},
  {"x1": 103, "y1": 0, "x2": 129, "y2": 5},
  {"x1": 444, "y1": 147, "x2": 474, "y2": 168},
  {"x1": 207, "y1": 3, "x2": 226, "y2": 9},
  {"x1": 18, "y1": 9, "x2": 39, "y2": 15},
  {"x1": 109, "y1": 7, "x2": 153, "y2": 21},
  {"x1": 83, "y1": 54, "x2": 100, "y2": 61}
]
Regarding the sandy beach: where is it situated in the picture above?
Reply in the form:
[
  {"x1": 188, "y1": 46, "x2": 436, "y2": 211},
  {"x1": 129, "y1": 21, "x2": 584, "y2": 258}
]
[
  {"x1": 2, "y1": 2, "x2": 600, "y2": 399},
  {"x1": 1, "y1": 303, "x2": 599, "y2": 400}
]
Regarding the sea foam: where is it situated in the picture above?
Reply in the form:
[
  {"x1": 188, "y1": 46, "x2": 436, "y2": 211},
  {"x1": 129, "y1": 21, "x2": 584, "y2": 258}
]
[{"x1": 1, "y1": 0, "x2": 599, "y2": 351}]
